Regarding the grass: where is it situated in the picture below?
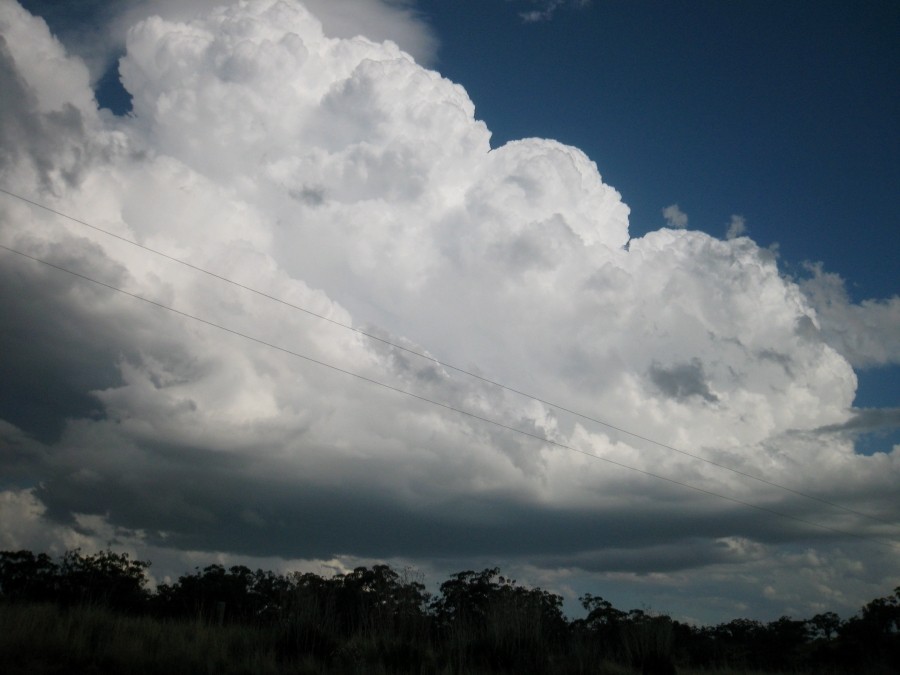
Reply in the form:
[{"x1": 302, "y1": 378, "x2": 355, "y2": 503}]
[
  {"x1": 0, "y1": 603, "x2": 295, "y2": 675},
  {"x1": 0, "y1": 602, "x2": 826, "y2": 675}
]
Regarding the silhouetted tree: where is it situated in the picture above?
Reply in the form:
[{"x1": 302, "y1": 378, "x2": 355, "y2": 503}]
[
  {"x1": 861, "y1": 587, "x2": 900, "y2": 635},
  {"x1": 431, "y1": 568, "x2": 565, "y2": 673},
  {"x1": 571, "y1": 592, "x2": 627, "y2": 662},
  {"x1": 154, "y1": 563, "x2": 273, "y2": 622},
  {"x1": 808, "y1": 611, "x2": 842, "y2": 640},
  {"x1": 834, "y1": 587, "x2": 900, "y2": 672},
  {"x1": 620, "y1": 612, "x2": 677, "y2": 675},
  {"x1": 6, "y1": 548, "x2": 900, "y2": 674},
  {"x1": 758, "y1": 615, "x2": 808, "y2": 670},
  {"x1": 0, "y1": 550, "x2": 59, "y2": 602},
  {"x1": 55, "y1": 549, "x2": 150, "y2": 611}
]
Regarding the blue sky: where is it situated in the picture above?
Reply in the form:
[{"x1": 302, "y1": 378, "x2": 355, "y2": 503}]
[{"x1": 1, "y1": 0, "x2": 898, "y2": 624}]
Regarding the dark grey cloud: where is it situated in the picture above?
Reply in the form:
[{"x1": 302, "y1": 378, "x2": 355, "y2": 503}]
[
  {"x1": 0, "y1": 248, "x2": 130, "y2": 444},
  {"x1": 815, "y1": 408, "x2": 900, "y2": 436},
  {"x1": 0, "y1": 37, "x2": 89, "y2": 190},
  {"x1": 757, "y1": 349, "x2": 794, "y2": 377},
  {"x1": 25, "y1": 424, "x2": 847, "y2": 574},
  {"x1": 289, "y1": 186, "x2": 326, "y2": 206},
  {"x1": 648, "y1": 358, "x2": 718, "y2": 403}
]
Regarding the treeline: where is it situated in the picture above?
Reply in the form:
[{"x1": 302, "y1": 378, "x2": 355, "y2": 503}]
[{"x1": 0, "y1": 549, "x2": 898, "y2": 674}]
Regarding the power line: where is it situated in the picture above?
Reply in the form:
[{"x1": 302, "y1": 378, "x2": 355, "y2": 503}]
[
  {"x1": 1, "y1": 241, "x2": 897, "y2": 551},
  {"x1": 0, "y1": 187, "x2": 892, "y2": 528}
]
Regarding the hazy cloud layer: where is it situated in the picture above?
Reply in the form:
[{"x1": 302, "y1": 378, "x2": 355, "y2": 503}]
[
  {"x1": 0, "y1": 0, "x2": 898, "y2": 623},
  {"x1": 517, "y1": 0, "x2": 590, "y2": 24},
  {"x1": 725, "y1": 214, "x2": 746, "y2": 240}
]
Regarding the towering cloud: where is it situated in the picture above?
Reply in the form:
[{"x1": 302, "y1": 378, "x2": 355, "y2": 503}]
[{"x1": 0, "y1": 0, "x2": 896, "y2": 622}]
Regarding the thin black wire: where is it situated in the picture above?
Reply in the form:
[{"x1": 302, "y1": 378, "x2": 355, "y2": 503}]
[
  {"x1": 0, "y1": 186, "x2": 893, "y2": 528},
  {"x1": 1, "y1": 242, "x2": 897, "y2": 551}
]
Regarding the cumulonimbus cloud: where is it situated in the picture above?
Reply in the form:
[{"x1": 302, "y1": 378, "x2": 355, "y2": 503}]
[{"x1": 0, "y1": 0, "x2": 897, "y2": 622}]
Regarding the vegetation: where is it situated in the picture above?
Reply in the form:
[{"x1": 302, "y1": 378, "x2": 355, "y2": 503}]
[{"x1": 1, "y1": 549, "x2": 897, "y2": 674}]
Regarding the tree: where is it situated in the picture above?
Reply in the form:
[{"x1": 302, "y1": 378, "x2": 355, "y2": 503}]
[
  {"x1": 574, "y1": 592, "x2": 627, "y2": 659},
  {"x1": 332, "y1": 565, "x2": 428, "y2": 637},
  {"x1": 432, "y1": 568, "x2": 502, "y2": 630},
  {"x1": 0, "y1": 550, "x2": 59, "y2": 602},
  {"x1": 154, "y1": 564, "x2": 270, "y2": 622},
  {"x1": 861, "y1": 587, "x2": 900, "y2": 635},
  {"x1": 56, "y1": 549, "x2": 150, "y2": 611},
  {"x1": 758, "y1": 615, "x2": 809, "y2": 670},
  {"x1": 431, "y1": 568, "x2": 565, "y2": 673},
  {"x1": 579, "y1": 593, "x2": 627, "y2": 629},
  {"x1": 808, "y1": 611, "x2": 842, "y2": 640},
  {"x1": 836, "y1": 587, "x2": 900, "y2": 672}
]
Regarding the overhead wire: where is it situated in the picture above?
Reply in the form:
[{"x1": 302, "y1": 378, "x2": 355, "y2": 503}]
[
  {"x1": 0, "y1": 186, "x2": 892, "y2": 529},
  {"x1": 1, "y1": 241, "x2": 897, "y2": 551}
]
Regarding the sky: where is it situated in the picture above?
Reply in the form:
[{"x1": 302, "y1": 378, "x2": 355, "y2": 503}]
[{"x1": 0, "y1": 0, "x2": 898, "y2": 625}]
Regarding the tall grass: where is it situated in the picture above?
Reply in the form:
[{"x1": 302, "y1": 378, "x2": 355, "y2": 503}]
[
  {"x1": 0, "y1": 602, "x2": 296, "y2": 675},
  {"x1": 0, "y1": 602, "x2": 441, "y2": 675},
  {"x1": 0, "y1": 602, "x2": 652, "y2": 675},
  {"x1": 0, "y1": 602, "x2": 852, "y2": 675},
  {"x1": 620, "y1": 615, "x2": 675, "y2": 674}
]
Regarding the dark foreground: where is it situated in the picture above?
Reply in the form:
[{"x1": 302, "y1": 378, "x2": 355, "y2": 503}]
[{"x1": 1, "y1": 549, "x2": 898, "y2": 674}]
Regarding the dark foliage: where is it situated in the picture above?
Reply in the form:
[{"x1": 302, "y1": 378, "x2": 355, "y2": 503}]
[
  {"x1": 0, "y1": 550, "x2": 58, "y2": 603},
  {"x1": 1, "y1": 548, "x2": 898, "y2": 674},
  {"x1": 0, "y1": 548, "x2": 149, "y2": 612},
  {"x1": 431, "y1": 568, "x2": 567, "y2": 673}
]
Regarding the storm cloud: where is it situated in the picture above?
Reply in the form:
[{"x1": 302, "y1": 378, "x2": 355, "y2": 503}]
[{"x1": 0, "y1": 0, "x2": 897, "y2": 623}]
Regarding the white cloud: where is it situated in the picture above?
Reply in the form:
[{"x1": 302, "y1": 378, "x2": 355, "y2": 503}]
[
  {"x1": 0, "y1": 2, "x2": 95, "y2": 113},
  {"x1": 0, "y1": 488, "x2": 104, "y2": 555},
  {"x1": 16, "y1": 0, "x2": 436, "y2": 88},
  {"x1": 662, "y1": 203, "x2": 688, "y2": 228},
  {"x1": 0, "y1": 0, "x2": 898, "y2": 622},
  {"x1": 301, "y1": 0, "x2": 437, "y2": 64}
]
